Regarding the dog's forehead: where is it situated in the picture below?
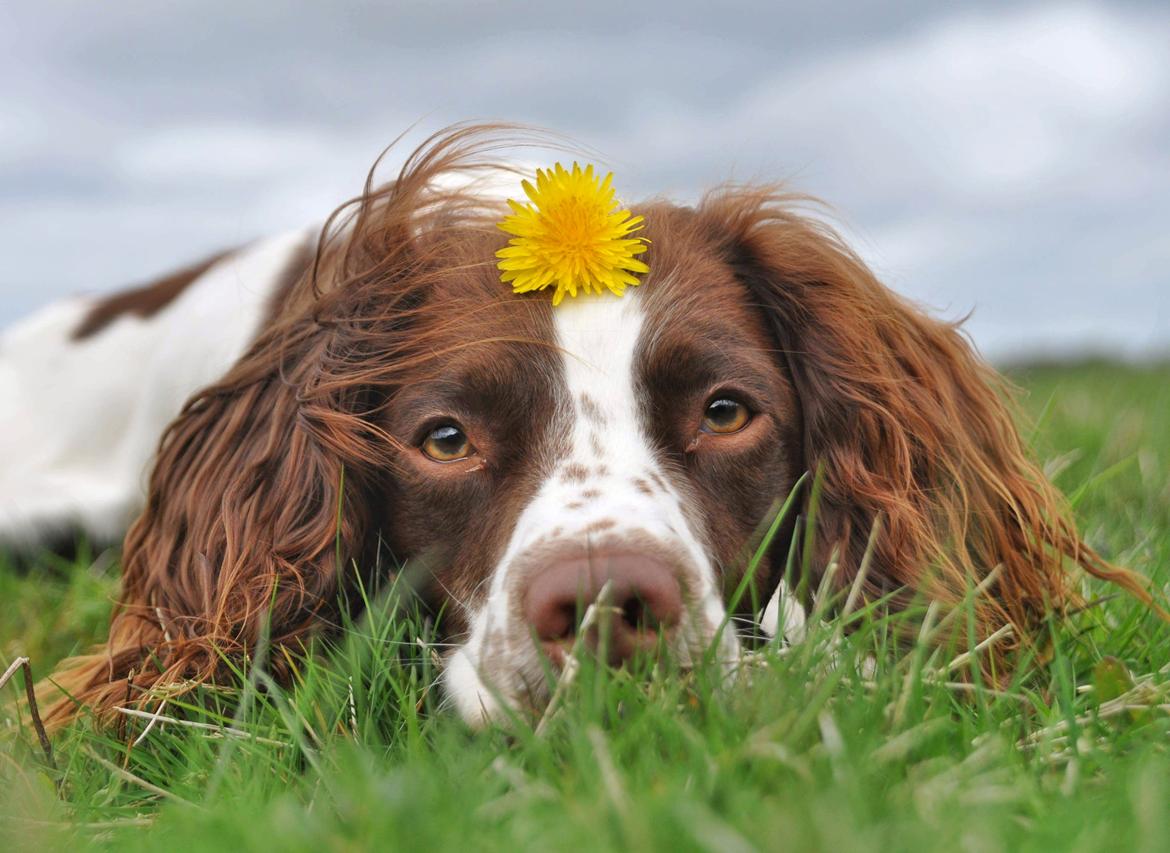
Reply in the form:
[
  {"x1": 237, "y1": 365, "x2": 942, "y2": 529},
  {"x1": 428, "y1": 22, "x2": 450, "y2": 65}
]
[
  {"x1": 399, "y1": 257, "x2": 558, "y2": 384},
  {"x1": 637, "y1": 223, "x2": 772, "y2": 344},
  {"x1": 407, "y1": 213, "x2": 767, "y2": 388}
]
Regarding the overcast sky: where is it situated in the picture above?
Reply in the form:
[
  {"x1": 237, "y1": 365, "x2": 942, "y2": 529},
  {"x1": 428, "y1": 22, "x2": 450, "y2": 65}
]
[{"x1": 2, "y1": 1, "x2": 1168, "y2": 360}]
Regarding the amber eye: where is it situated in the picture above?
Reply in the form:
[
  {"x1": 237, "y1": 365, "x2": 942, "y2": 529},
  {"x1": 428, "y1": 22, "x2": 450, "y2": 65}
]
[
  {"x1": 701, "y1": 398, "x2": 750, "y2": 434},
  {"x1": 421, "y1": 424, "x2": 472, "y2": 462}
]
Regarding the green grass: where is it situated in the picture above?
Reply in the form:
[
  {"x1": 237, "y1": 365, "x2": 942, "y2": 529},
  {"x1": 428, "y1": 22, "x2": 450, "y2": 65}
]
[{"x1": 3, "y1": 361, "x2": 1170, "y2": 852}]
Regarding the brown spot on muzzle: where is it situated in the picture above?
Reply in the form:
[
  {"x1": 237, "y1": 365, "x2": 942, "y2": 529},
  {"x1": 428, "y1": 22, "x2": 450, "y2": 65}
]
[
  {"x1": 579, "y1": 393, "x2": 607, "y2": 425},
  {"x1": 560, "y1": 463, "x2": 589, "y2": 483},
  {"x1": 581, "y1": 518, "x2": 617, "y2": 535}
]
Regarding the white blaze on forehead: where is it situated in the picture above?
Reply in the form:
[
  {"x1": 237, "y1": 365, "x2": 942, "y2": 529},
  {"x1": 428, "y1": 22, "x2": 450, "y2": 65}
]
[
  {"x1": 506, "y1": 290, "x2": 673, "y2": 548},
  {"x1": 558, "y1": 290, "x2": 645, "y2": 452}
]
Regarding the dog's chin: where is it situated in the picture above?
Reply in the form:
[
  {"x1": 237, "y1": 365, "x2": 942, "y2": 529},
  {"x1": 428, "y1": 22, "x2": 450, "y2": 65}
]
[{"x1": 441, "y1": 647, "x2": 511, "y2": 729}]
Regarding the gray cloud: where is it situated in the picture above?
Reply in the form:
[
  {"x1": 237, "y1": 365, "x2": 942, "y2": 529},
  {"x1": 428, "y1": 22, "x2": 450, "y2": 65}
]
[{"x1": 2, "y1": 0, "x2": 1167, "y2": 358}]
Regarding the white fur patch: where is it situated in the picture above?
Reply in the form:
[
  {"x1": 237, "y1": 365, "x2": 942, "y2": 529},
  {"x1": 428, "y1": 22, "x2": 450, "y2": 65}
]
[
  {"x1": 0, "y1": 230, "x2": 309, "y2": 549},
  {"x1": 761, "y1": 579, "x2": 808, "y2": 647},
  {"x1": 442, "y1": 290, "x2": 741, "y2": 724}
]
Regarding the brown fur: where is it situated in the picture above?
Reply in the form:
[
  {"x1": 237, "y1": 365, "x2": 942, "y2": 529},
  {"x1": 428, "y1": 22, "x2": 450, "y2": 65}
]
[
  {"x1": 699, "y1": 186, "x2": 1165, "y2": 650},
  {"x1": 262, "y1": 237, "x2": 316, "y2": 326},
  {"x1": 43, "y1": 124, "x2": 1163, "y2": 726},
  {"x1": 72, "y1": 249, "x2": 236, "y2": 340}
]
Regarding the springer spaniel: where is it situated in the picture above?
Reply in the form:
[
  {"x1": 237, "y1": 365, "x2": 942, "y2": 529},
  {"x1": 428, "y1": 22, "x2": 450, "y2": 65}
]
[{"x1": 0, "y1": 125, "x2": 1150, "y2": 727}]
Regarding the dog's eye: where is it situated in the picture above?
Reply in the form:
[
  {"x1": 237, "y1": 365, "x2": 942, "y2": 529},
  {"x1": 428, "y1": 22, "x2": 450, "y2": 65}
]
[
  {"x1": 701, "y1": 398, "x2": 750, "y2": 434},
  {"x1": 422, "y1": 424, "x2": 472, "y2": 462}
]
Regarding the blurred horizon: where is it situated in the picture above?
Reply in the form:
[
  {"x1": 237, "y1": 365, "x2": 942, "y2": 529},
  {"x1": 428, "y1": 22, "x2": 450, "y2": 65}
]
[{"x1": 2, "y1": 1, "x2": 1168, "y2": 362}]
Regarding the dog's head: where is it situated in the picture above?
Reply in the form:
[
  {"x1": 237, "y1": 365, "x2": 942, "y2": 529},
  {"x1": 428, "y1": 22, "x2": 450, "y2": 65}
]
[
  {"x1": 383, "y1": 204, "x2": 809, "y2": 721},
  {"x1": 76, "y1": 126, "x2": 1139, "y2": 726}
]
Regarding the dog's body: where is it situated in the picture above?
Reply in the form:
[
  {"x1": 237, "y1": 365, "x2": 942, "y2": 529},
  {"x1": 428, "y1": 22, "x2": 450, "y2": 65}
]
[
  {"x1": 1, "y1": 231, "x2": 311, "y2": 552},
  {"x1": 0, "y1": 126, "x2": 1147, "y2": 728}
]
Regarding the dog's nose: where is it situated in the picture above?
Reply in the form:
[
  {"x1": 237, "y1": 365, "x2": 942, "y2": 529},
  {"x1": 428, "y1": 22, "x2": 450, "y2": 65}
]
[{"x1": 523, "y1": 552, "x2": 684, "y2": 666}]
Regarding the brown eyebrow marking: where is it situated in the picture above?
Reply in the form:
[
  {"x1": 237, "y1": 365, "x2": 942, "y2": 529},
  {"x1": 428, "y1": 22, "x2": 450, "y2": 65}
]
[
  {"x1": 579, "y1": 394, "x2": 607, "y2": 425},
  {"x1": 560, "y1": 463, "x2": 589, "y2": 483}
]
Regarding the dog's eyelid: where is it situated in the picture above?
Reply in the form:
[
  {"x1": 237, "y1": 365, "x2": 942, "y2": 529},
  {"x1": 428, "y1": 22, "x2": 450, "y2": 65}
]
[
  {"x1": 410, "y1": 414, "x2": 466, "y2": 443},
  {"x1": 700, "y1": 383, "x2": 768, "y2": 414}
]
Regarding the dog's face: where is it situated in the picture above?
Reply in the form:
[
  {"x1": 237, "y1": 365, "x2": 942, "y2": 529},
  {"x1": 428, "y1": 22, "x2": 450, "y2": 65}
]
[{"x1": 376, "y1": 211, "x2": 802, "y2": 722}]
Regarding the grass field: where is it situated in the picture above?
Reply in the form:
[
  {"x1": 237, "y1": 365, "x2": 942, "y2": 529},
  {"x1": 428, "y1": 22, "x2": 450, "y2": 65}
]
[{"x1": 3, "y1": 360, "x2": 1169, "y2": 852}]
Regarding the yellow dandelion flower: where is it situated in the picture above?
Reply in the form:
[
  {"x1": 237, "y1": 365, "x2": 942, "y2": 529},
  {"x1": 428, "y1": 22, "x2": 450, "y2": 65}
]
[{"x1": 496, "y1": 162, "x2": 649, "y2": 305}]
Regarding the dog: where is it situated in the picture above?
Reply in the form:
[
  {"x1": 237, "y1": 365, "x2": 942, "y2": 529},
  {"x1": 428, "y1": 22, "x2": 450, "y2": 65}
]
[{"x1": 0, "y1": 125, "x2": 1150, "y2": 727}]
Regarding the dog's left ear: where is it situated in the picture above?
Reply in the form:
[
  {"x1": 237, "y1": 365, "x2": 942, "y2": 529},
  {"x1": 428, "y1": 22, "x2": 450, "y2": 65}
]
[
  {"x1": 41, "y1": 139, "x2": 463, "y2": 726},
  {"x1": 699, "y1": 188, "x2": 1156, "y2": 653}
]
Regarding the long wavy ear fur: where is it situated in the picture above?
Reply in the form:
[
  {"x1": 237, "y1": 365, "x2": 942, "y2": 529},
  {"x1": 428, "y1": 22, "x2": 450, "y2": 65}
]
[
  {"x1": 698, "y1": 187, "x2": 1163, "y2": 664},
  {"x1": 43, "y1": 288, "x2": 383, "y2": 724},
  {"x1": 43, "y1": 123, "x2": 529, "y2": 726}
]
